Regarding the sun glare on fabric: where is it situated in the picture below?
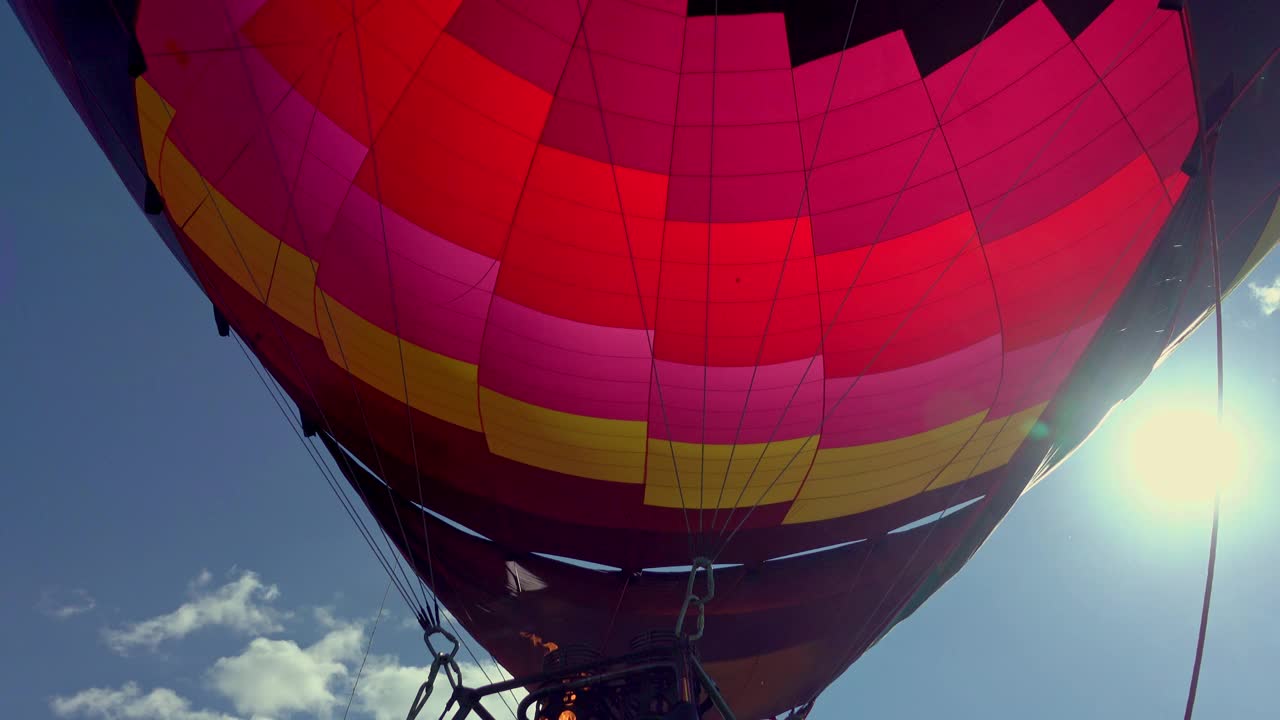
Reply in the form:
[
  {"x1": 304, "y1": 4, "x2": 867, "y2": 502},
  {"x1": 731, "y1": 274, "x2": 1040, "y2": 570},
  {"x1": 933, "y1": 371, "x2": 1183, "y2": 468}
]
[{"x1": 1122, "y1": 405, "x2": 1250, "y2": 514}]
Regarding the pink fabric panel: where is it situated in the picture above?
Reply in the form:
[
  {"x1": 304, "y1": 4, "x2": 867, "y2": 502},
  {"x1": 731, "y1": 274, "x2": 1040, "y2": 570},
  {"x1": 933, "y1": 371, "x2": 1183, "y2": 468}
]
[
  {"x1": 137, "y1": 0, "x2": 239, "y2": 75},
  {"x1": 801, "y1": 82, "x2": 936, "y2": 167},
  {"x1": 479, "y1": 299, "x2": 654, "y2": 420},
  {"x1": 1122, "y1": 68, "x2": 1194, "y2": 155},
  {"x1": 227, "y1": 0, "x2": 268, "y2": 25},
  {"x1": 541, "y1": 100, "x2": 675, "y2": 174},
  {"x1": 496, "y1": 0, "x2": 582, "y2": 44},
  {"x1": 556, "y1": 47, "x2": 679, "y2": 125},
  {"x1": 676, "y1": 68, "x2": 798, "y2": 126},
  {"x1": 970, "y1": 120, "x2": 1144, "y2": 242},
  {"x1": 793, "y1": 32, "x2": 920, "y2": 119},
  {"x1": 1148, "y1": 116, "x2": 1197, "y2": 180},
  {"x1": 210, "y1": 47, "x2": 314, "y2": 239},
  {"x1": 539, "y1": 2, "x2": 683, "y2": 174},
  {"x1": 161, "y1": 53, "x2": 264, "y2": 184},
  {"x1": 711, "y1": 123, "x2": 805, "y2": 176},
  {"x1": 807, "y1": 131, "x2": 954, "y2": 216},
  {"x1": 582, "y1": 0, "x2": 684, "y2": 70},
  {"x1": 1076, "y1": 0, "x2": 1169, "y2": 76},
  {"x1": 648, "y1": 358, "x2": 825, "y2": 444},
  {"x1": 925, "y1": 3, "x2": 1068, "y2": 121},
  {"x1": 665, "y1": 173, "x2": 807, "y2": 223},
  {"x1": 147, "y1": 28, "x2": 368, "y2": 249},
  {"x1": 939, "y1": 45, "x2": 1096, "y2": 168},
  {"x1": 215, "y1": 46, "x2": 367, "y2": 251},
  {"x1": 810, "y1": 144, "x2": 963, "y2": 254},
  {"x1": 445, "y1": 0, "x2": 576, "y2": 91},
  {"x1": 314, "y1": 188, "x2": 496, "y2": 363},
  {"x1": 1098, "y1": 13, "x2": 1185, "y2": 114},
  {"x1": 820, "y1": 334, "x2": 1002, "y2": 447},
  {"x1": 955, "y1": 88, "x2": 1124, "y2": 210},
  {"x1": 988, "y1": 319, "x2": 1103, "y2": 418},
  {"x1": 681, "y1": 12, "x2": 790, "y2": 73},
  {"x1": 993, "y1": 184, "x2": 1170, "y2": 350},
  {"x1": 272, "y1": 89, "x2": 366, "y2": 249}
]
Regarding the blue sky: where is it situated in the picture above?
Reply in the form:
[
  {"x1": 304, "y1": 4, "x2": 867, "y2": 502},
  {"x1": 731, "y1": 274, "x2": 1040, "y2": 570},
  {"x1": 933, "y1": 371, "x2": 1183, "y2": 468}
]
[{"x1": 3, "y1": 7, "x2": 1280, "y2": 719}]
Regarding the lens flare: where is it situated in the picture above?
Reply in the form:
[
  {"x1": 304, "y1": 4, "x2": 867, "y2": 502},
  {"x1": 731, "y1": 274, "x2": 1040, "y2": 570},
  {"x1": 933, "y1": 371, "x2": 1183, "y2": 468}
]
[{"x1": 1122, "y1": 405, "x2": 1252, "y2": 514}]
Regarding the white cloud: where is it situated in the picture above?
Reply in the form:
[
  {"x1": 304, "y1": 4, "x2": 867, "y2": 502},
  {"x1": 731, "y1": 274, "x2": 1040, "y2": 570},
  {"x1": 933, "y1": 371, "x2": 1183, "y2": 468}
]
[
  {"x1": 353, "y1": 655, "x2": 515, "y2": 720},
  {"x1": 103, "y1": 570, "x2": 286, "y2": 654},
  {"x1": 60, "y1": 569, "x2": 521, "y2": 720},
  {"x1": 1250, "y1": 275, "x2": 1280, "y2": 316},
  {"x1": 51, "y1": 683, "x2": 240, "y2": 720},
  {"x1": 208, "y1": 615, "x2": 513, "y2": 720},
  {"x1": 38, "y1": 588, "x2": 96, "y2": 619},
  {"x1": 209, "y1": 618, "x2": 362, "y2": 718},
  {"x1": 350, "y1": 659, "x2": 436, "y2": 720}
]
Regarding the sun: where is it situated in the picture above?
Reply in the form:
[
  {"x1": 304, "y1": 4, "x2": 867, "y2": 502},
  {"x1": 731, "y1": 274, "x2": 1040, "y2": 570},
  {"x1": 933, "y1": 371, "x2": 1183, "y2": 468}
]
[{"x1": 1122, "y1": 404, "x2": 1249, "y2": 513}]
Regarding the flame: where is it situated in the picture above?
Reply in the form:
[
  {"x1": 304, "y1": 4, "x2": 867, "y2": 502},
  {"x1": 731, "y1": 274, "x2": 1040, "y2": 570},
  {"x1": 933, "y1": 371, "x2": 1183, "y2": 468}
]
[{"x1": 519, "y1": 631, "x2": 560, "y2": 655}]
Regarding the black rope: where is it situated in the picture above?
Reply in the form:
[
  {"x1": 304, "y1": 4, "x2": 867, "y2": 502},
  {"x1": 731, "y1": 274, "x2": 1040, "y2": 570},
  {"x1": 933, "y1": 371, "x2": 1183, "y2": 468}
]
[
  {"x1": 707, "y1": 0, "x2": 867, "y2": 534},
  {"x1": 227, "y1": 324, "x2": 420, "y2": 611},
  {"x1": 751, "y1": 2, "x2": 1173, "y2": 710},
  {"x1": 344, "y1": 580, "x2": 393, "y2": 720},
  {"x1": 1175, "y1": 6, "x2": 1225, "y2": 717},
  {"x1": 713, "y1": 0, "x2": 1018, "y2": 555},
  {"x1": 179, "y1": 5, "x2": 438, "y2": 621},
  {"x1": 572, "y1": 0, "x2": 699, "y2": 557},
  {"x1": 64, "y1": 1, "x2": 438, "y2": 618},
  {"x1": 346, "y1": 0, "x2": 448, "y2": 627},
  {"x1": 699, "y1": 0, "x2": 719, "y2": 536}
]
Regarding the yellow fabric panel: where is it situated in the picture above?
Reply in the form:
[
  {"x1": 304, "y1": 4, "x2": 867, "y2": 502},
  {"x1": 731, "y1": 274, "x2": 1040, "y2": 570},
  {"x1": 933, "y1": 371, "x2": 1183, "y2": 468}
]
[
  {"x1": 1232, "y1": 196, "x2": 1280, "y2": 292},
  {"x1": 266, "y1": 244, "x2": 320, "y2": 337},
  {"x1": 808, "y1": 412, "x2": 986, "y2": 466},
  {"x1": 643, "y1": 436, "x2": 816, "y2": 509},
  {"x1": 799, "y1": 444, "x2": 968, "y2": 500},
  {"x1": 967, "y1": 403, "x2": 1049, "y2": 478},
  {"x1": 929, "y1": 402, "x2": 1047, "y2": 488},
  {"x1": 182, "y1": 190, "x2": 278, "y2": 301},
  {"x1": 158, "y1": 145, "x2": 214, "y2": 228},
  {"x1": 137, "y1": 80, "x2": 321, "y2": 338},
  {"x1": 785, "y1": 473, "x2": 936, "y2": 523},
  {"x1": 133, "y1": 79, "x2": 207, "y2": 225},
  {"x1": 478, "y1": 388, "x2": 647, "y2": 483},
  {"x1": 317, "y1": 294, "x2": 482, "y2": 431},
  {"x1": 783, "y1": 403, "x2": 1048, "y2": 523},
  {"x1": 134, "y1": 79, "x2": 174, "y2": 183},
  {"x1": 184, "y1": 179, "x2": 323, "y2": 338},
  {"x1": 797, "y1": 412, "x2": 986, "y2": 500}
]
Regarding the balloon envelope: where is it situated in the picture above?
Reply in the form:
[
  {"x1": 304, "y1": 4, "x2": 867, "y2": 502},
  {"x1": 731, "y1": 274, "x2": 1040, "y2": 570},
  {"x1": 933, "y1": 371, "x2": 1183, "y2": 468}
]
[{"x1": 11, "y1": 0, "x2": 1280, "y2": 716}]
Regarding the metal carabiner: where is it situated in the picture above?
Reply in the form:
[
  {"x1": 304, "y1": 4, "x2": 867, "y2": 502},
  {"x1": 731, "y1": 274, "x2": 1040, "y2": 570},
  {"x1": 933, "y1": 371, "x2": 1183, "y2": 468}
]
[{"x1": 675, "y1": 556, "x2": 715, "y2": 641}]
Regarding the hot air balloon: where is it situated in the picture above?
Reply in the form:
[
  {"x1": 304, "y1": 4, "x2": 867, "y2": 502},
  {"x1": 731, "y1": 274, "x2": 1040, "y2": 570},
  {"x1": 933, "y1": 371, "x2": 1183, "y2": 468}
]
[{"x1": 9, "y1": 0, "x2": 1280, "y2": 717}]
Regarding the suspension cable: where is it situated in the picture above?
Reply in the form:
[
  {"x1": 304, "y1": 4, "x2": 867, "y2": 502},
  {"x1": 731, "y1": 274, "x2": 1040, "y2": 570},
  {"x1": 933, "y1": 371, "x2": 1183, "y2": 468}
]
[
  {"x1": 706, "y1": 0, "x2": 865, "y2": 534},
  {"x1": 343, "y1": 581, "x2": 393, "y2": 720},
  {"x1": 711, "y1": 0, "x2": 1021, "y2": 558},
  {"x1": 228, "y1": 328, "x2": 419, "y2": 612},
  {"x1": 1175, "y1": 3, "x2": 1225, "y2": 715},
  {"x1": 346, "y1": 0, "x2": 451, "y2": 627},
  {"x1": 572, "y1": 0, "x2": 699, "y2": 558},
  {"x1": 136, "y1": 4, "x2": 440, "y2": 624},
  {"x1": 756, "y1": 3, "x2": 1181, "y2": 711},
  {"x1": 1182, "y1": 149, "x2": 1223, "y2": 720}
]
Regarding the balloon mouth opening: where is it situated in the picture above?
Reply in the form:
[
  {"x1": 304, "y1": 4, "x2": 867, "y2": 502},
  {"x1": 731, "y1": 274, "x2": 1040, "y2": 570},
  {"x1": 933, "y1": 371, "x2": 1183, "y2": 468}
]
[{"x1": 524, "y1": 632, "x2": 713, "y2": 720}]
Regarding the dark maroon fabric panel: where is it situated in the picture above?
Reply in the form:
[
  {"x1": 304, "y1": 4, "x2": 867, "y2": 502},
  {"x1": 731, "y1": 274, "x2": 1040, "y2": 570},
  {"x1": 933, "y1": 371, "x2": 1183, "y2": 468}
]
[
  {"x1": 331, "y1": 435, "x2": 976, "y2": 720},
  {"x1": 688, "y1": 0, "x2": 1115, "y2": 71}
]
